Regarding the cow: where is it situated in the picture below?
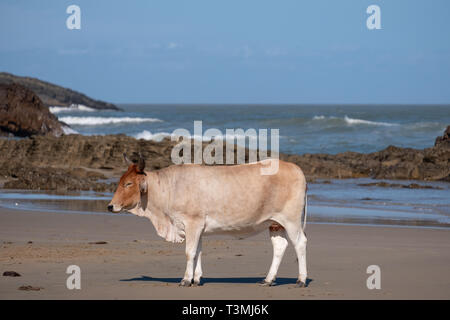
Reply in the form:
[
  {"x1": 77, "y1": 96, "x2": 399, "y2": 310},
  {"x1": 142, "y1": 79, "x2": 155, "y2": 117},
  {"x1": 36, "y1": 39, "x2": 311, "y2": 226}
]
[{"x1": 108, "y1": 153, "x2": 308, "y2": 287}]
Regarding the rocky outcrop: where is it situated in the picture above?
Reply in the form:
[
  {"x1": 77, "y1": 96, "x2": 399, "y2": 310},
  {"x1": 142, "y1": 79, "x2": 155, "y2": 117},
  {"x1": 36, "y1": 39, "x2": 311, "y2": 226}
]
[
  {"x1": 283, "y1": 142, "x2": 450, "y2": 182},
  {"x1": 2, "y1": 166, "x2": 114, "y2": 192},
  {"x1": 435, "y1": 125, "x2": 450, "y2": 148},
  {"x1": 0, "y1": 72, "x2": 119, "y2": 111},
  {"x1": 357, "y1": 182, "x2": 442, "y2": 189},
  {"x1": 0, "y1": 126, "x2": 448, "y2": 191},
  {"x1": 0, "y1": 134, "x2": 174, "y2": 173},
  {"x1": 0, "y1": 83, "x2": 66, "y2": 137}
]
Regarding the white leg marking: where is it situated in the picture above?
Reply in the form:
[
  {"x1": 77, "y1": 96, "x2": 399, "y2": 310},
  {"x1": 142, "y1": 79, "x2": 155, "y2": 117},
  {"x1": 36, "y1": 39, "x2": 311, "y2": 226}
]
[
  {"x1": 264, "y1": 229, "x2": 288, "y2": 284},
  {"x1": 296, "y1": 232, "x2": 308, "y2": 284},
  {"x1": 181, "y1": 225, "x2": 203, "y2": 286},
  {"x1": 285, "y1": 224, "x2": 308, "y2": 285}
]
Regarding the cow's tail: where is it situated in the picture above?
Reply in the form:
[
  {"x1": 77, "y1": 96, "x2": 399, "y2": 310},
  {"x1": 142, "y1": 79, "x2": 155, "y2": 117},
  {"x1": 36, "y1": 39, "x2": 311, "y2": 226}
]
[{"x1": 302, "y1": 185, "x2": 308, "y2": 231}]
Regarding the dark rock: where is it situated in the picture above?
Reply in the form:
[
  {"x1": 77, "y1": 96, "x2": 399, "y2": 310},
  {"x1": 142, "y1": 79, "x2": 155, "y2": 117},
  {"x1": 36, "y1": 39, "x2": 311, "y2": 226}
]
[
  {"x1": 0, "y1": 72, "x2": 119, "y2": 110},
  {"x1": 435, "y1": 125, "x2": 450, "y2": 147},
  {"x1": 358, "y1": 182, "x2": 442, "y2": 189},
  {"x1": 3, "y1": 271, "x2": 21, "y2": 277},
  {"x1": 1, "y1": 158, "x2": 114, "y2": 191},
  {"x1": 18, "y1": 285, "x2": 42, "y2": 291},
  {"x1": 0, "y1": 126, "x2": 448, "y2": 190},
  {"x1": 359, "y1": 182, "x2": 392, "y2": 188},
  {"x1": 0, "y1": 83, "x2": 65, "y2": 137},
  {"x1": 88, "y1": 241, "x2": 108, "y2": 244}
]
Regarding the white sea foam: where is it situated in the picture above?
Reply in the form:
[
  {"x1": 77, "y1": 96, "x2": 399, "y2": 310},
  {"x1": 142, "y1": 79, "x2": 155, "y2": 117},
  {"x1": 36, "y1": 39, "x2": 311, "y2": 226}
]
[
  {"x1": 49, "y1": 104, "x2": 96, "y2": 113},
  {"x1": 312, "y1": 115, "x2": 397, "y2": 127},
  {"x1": 133, "y1": 131, "x2": 210, "y2": 142},
  {"x1": 134, "y1": 130, "x2": 268, "y2": 142},
  {"x1": 62, "y1": 126, "x2": 79, "y2": 135},
  {"x1": 134, "y1": 131, "x2": 172, "y2": 141},
  {"x1": 343, "y1": 116, "x2": 397, "y2": 126},
  {"x1": 59, "y1": 116, "x2": 163, "y2": 126}
]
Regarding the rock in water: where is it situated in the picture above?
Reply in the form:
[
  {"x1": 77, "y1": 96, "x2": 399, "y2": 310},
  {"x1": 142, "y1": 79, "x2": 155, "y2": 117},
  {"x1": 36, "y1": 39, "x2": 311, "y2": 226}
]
[{"x1": 0, "y1": 83, "x2": 65, "y2": 137}]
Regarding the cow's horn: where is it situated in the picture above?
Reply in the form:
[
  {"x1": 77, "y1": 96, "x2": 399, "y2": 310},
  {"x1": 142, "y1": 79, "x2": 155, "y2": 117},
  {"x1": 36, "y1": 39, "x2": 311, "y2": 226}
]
[
  {"x1": 137, "y1": 152, "x2": 145, "y2": 173},
  {"x1": 123, "y1": 153, "x2": 133, "y2": 166}
]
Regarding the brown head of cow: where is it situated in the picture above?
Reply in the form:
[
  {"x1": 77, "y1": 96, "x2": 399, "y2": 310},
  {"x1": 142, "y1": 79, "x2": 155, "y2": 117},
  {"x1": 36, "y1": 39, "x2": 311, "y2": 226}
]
[{"x1": 108, "y1": 153, "x2": 147, "y2": 213}]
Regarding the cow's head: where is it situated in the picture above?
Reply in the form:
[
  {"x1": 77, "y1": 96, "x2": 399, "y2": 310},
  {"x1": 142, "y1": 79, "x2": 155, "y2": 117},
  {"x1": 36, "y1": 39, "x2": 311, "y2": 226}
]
[{"x1": 108, "y1": 153, "x2": 148, "y2": 213}]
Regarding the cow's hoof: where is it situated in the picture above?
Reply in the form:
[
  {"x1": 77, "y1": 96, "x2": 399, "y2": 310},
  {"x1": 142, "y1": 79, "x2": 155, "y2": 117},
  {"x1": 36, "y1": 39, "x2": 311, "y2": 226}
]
[
  {"x1": 192, "y1": 278, "x2": 203, "y2": 286},
  {"x1": 258, "y1": 280, "x2": 275, "y2": 287},
  {"x1": 179, "y1": 279, "x2": 192, "y2": 287},
  {"x1": 296, "y1": 280, "x2": 306, "y2": 288}
]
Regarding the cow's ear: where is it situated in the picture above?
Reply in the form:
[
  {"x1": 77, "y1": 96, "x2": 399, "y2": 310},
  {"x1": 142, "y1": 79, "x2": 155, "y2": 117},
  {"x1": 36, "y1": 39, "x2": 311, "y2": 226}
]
[{"x1": 139, "y1": 179, "x2": 148, "y2": 194}]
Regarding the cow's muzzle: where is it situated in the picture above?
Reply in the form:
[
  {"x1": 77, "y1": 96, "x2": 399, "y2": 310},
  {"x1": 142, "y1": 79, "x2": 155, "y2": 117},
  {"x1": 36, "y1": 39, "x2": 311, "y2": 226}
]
[{"x1": 107, "y1": 203, "x2": 122, "y2": 213}]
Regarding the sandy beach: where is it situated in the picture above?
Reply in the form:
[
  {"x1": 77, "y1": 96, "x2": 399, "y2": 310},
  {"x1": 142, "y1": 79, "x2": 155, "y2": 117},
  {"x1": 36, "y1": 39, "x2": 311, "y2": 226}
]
[
  {"x1": 1, "y1": 207, "x2": 449, "y2": 300},
  {"x1": 2, "y1": 0, "x2": 450, "y2": 306}
]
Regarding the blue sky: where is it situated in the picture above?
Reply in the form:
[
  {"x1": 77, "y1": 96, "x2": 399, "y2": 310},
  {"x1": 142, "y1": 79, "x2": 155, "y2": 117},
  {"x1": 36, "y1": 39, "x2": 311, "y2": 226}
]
[{"x1": 1, "y1": 0, "x2": 449, "y2": 104}]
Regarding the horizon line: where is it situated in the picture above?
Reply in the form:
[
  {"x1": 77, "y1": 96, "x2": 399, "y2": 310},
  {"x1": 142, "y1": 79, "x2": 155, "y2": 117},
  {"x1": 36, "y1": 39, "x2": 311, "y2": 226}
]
[{"x1": 114, "y1": 102, "x2": 450, "y2": 106}]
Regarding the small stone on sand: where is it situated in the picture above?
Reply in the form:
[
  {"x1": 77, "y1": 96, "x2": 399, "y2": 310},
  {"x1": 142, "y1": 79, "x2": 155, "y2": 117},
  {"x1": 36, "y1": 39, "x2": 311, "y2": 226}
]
[
  {"x1": 18, "y1": 285, "x2": 42, "y2": 291},
  {"x1": 3, "y1": 271, "x2": 21, "y2": 277}
]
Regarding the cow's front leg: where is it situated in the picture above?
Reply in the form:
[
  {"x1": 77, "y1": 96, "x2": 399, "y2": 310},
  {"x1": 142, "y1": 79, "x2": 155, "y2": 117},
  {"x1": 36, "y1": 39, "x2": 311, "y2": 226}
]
[
  {"x1": 192, "y1": 237, "x2": 203, "y2": 286},
  {"x1": 180, "y1": 222, "x2": 203, "y2": 287}
]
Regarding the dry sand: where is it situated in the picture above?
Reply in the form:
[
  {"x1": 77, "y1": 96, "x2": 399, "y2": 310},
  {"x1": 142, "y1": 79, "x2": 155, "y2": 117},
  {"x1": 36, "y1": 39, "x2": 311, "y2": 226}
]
[{"x1": 0, "y1": 207, "x2": 449, "y2": 299}]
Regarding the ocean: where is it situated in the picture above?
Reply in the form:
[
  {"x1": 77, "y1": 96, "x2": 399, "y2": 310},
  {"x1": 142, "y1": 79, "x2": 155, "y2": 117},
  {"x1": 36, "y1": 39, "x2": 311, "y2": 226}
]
[
  {"x1": 54, "y1": 104, "x2": 450, "y2": 155},
  {"x1": 1, "y1": 104, "x2": 449, "y2": 228}
]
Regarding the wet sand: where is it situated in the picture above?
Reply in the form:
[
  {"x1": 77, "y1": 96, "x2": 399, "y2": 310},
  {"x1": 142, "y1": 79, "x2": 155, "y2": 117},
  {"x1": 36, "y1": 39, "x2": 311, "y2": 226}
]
[{"x1": 0, "y1": 207, "x2": 449, "y2": 299}]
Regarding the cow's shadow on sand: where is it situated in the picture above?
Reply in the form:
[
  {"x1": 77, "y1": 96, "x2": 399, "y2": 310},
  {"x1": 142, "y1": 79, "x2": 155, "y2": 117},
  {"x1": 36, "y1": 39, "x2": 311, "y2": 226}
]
[{"x1": 120, "y1": 276, "x2": 313, "y2": 287}]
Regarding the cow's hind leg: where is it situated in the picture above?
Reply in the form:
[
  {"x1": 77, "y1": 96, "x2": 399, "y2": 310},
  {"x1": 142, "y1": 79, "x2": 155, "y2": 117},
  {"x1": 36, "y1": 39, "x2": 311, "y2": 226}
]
[
  {"x1": 284, "y1": 223, "x2": 307, "y2": 287},
  {"x1": 180, "y1": 222, "x2": 203, "y2": 287},
  {"x1": 260, "y1": 223, "x2": 288, "y2": 286}
]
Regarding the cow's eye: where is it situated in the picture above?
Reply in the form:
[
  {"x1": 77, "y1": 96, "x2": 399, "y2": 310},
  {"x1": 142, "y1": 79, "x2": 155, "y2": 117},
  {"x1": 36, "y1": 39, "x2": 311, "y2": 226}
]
[{"x1": 124, "y1": 182, "x2": 133, "y2": 187}]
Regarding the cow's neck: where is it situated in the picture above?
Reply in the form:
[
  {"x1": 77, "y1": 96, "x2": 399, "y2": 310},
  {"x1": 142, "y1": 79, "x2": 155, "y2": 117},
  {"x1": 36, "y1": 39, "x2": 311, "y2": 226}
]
[{"x1": 130, "y1": 171, "x2": 185, "y2": 244}]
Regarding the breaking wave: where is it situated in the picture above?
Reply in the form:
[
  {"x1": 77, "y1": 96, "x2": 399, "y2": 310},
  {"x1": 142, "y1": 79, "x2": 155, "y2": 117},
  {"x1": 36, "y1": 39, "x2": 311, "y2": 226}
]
[
  {"x1": 134, "y1": 131, "x2": 172, "y2": 142},
  {"x1": 62, "y1": 126, "x2": 78, "y2": 135},
  {"x1": 49, "y1": 104, "x2": 96, "y2": 113},
  {"x1": 343, "y1": 116, "x2": 397, "y2": 126},
  {"x1": 312, "y1": 115, "x2": 398, "y2": 127},
  {"x1": 134, "y1": 130, "x2": 265, "y2": 142},
  {"x1": 59, "y1": 116, "x2": 163, "y2": 126}
]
